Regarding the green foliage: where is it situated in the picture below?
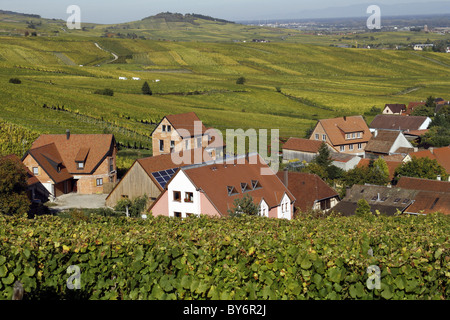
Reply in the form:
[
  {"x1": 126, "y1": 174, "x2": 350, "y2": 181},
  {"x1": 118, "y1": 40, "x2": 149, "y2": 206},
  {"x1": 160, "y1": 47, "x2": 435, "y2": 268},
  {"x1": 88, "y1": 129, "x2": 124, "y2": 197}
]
[
  {"x1": 0, "y1": 157, "x2": 30, "y2": 216},
  {"x1": 141, "y1": 81, "x2": 152, "y2": 95},
  {"x1": 0, "y1": 213, "x2": 449, "y2": 300},
  {"x1": 227, "y1": 194, "x2": 258, "y2": 217},
  {"x1": 355, "y1": 199, "x2": 371, "y2": 217},
  {"x1": 236, "y1": 76, "x2": 246, "y2": 85},
  {"x1": 94, "y1": 88, "x2": 114, "y2": 96},
  {"x1": 313, "y1": 142, "x2": 332, "y2": 168},
  {"x1": 394, "y1": 156, "x2": 448, "y2": 182},
  {"x1": 114, "y1": 195, "x2": 148, "y2": 218},
  {"x1": 0, "y1": 120, "x2": 39, "y2": 157},
  {"x1": 8, "y1": 78, "x2": 21, "y2": 84}
]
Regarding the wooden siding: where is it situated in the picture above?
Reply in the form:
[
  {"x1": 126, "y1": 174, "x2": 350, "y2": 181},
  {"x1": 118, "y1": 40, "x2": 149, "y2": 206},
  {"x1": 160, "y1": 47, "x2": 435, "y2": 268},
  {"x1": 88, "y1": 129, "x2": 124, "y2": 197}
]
[{"x1": 105, "y1": 161, "x2": 162, "y2": 209}]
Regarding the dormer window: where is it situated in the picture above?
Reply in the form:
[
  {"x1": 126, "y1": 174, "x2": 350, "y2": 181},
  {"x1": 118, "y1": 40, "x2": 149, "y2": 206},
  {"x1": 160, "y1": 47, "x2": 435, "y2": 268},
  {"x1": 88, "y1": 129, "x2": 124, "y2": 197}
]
[
  {"x1": 251, "y1": 180, "x2": 262, "y2": 190},
  {"x1": 77, "y1": 162, "x2": 84, "y2": 169},
  {"x1": 241, "y1": 183, "x2": 251, "y2": 193},
  {"x1": 227, "y1": 186, "x2": 238, "y2": 196}
]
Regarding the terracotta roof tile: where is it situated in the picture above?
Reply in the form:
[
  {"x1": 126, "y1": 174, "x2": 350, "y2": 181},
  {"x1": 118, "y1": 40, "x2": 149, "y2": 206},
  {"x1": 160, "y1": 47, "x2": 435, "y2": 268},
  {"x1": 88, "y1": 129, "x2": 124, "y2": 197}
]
[
  {"x1": 282, "y1": 138, "x2": 327, "y2": 153},
  {"x1": 165, "y1": 112, "x2": 207, "y2": 138},
  {"x1": 276, "y1": 171, "x2": 339, "y2": 212},
  {"x1": 181, "y1": 154, "x2": 295, "y2": 216},
  {"x1": 30, "y1": 134, "x2": 115, "y2": 174},
  {"x1": 27, "y1": 143, "x2": 73, "y2": 184},
  {"x1": 396, "y1": 176, "x2": 450, "y2": 193},
  {"x1": 313, "y1": 116, "x2": 371, "y2": 146},
  {"x1": 370, "y1": 115, "x2": 429, "y2": 131},
  {"x1": 405, "y1": 191, "x2": 450, "y2": 215}
]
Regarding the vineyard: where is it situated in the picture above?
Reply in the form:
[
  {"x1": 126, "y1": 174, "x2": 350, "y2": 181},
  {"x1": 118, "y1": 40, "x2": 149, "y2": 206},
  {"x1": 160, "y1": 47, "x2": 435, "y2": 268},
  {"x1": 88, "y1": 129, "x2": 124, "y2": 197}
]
[{"x1": 0, "y1": 213, "x2": 449, "y2": 300}]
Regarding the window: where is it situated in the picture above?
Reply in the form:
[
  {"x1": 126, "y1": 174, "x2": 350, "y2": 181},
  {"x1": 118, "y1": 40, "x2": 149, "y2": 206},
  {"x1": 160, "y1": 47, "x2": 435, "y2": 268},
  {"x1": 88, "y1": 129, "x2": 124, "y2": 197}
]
[
  {"x1": 96, "y1": 178, "x2": 103, "y2": 186},
  {"x1": 159, "y1": 140, "x2": 164, "y2": 152},
  {"x1": 170, "y1": 140, "x2": 175, "y2": 153},
  {"x1": 109, "y1": 157, "x2": 114, "y2": 173},
  {"x1": 352, "y1": 133, "x2": 355, "y2": 139},
  {"x1": 251, "y1": 180, "x2": 261, "y2": 190},
  {"x1": 227, "y1": 186, "x2": 238, "y2": 196},
  {"x1": 340, "y1": 145, "x2": 345, "y2": 152},
  {"x1": 77, "y1": 162, "x2": 84, "y2": 169},
  {"x1": 167, "y1": 125, "x2": 171, "y2": 132},
  {"x1": 349, "y1": 144, "x2": 354, "y2": 151},
  {"x1": 32, "y1": 167, "x2": 39, "y2": 175},
  {"x1": 315, "y1": 134, "x2": 319, "y2": 140},
  {"x1": 241, "y1": 183, "x2": 251, "y2": 193},
  {"x1": 322, "y1": 134, "x2": 326, "y2": 141},
  {"x1": 184, "y1": 192, "x2": 194, "y2": 203},
  {"x1": 162, "y1": 125, "x2": 166, "y2": 132},
  {"x1": 174, "y1": 212, "x2": 182, "y2": 218},
  {"x1": 346, "y1": 134, "x2": 351, "y2": 140},
  {"x1": 358, "y1": 143, "x2": 362, "y2": 150},
  {"x1": 121, "y1": 195, "x2": 129, "y2": 199},
  {"x1": 173, "y1": 191, "x2": 181, "y2": 202},
  {"x1": 357, "y1": 132, "x2": 361, "y2": 138}
]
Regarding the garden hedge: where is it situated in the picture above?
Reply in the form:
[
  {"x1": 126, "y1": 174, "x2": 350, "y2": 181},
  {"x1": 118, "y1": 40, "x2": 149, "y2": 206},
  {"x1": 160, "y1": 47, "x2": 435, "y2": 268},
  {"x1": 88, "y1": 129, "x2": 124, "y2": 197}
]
[{"x1": 0, "y1": 213, "x2": 449, "y2": 300}]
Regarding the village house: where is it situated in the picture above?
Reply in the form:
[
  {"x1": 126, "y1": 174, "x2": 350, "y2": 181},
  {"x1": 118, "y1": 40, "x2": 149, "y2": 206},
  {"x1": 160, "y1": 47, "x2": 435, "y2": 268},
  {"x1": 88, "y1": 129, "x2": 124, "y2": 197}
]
[
  {"x1": 150, "y1": 112, "x2": 224, "y2": 158},
  {"x1": 22, "y1": 131, "x2": 117, "y2": 198},
  {"x1": 105, "y1": 148, "x2": 214, "y2": 209},
  {"x1": 364, "y1": 130, "x2": 415, "y2": 159},
  {"x1": 281, "y1": 137, "x2": 336, "y2": 163},
  {"x1": 276, "y1": 170, "x2": 340, "y2": 213},
  {"x1": 369, "y1": 114, "x2": 431, "y2": 134},
  {"x1": 309, "y1": 116, "x2": 372, "y2": 156},
  {"x1": 382, "y1": 104, "x2": 406, "y2": 115},
  {"x1": 149, "y1": 153, "x2": 296, "y2": 219}
]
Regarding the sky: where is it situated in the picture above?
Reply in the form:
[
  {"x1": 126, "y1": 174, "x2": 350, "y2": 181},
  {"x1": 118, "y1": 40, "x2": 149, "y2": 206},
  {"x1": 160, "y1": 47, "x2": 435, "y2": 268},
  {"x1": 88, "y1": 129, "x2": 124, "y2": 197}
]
[{"x1": 1, "y1": 0, "x2": 449, "y2": 23}]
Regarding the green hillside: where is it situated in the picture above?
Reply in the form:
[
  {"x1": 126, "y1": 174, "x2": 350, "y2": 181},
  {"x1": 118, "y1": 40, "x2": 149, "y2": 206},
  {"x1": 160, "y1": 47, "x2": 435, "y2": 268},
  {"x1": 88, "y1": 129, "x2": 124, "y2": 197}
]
[{"x1": 0, "y1": 11, "x2": 449, "y2": 159}]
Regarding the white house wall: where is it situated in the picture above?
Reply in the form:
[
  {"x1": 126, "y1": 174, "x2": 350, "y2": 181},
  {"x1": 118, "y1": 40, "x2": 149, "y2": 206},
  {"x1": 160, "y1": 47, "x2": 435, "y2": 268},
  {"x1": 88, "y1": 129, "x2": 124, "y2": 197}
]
[{"x1": 167, "y1": 170, "x2": 200, "y2": 218}]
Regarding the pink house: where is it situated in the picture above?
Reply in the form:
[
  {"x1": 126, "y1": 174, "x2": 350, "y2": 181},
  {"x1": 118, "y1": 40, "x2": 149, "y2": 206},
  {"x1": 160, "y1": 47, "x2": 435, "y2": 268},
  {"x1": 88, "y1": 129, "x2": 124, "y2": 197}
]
[{"x1": 149, "y1": 153, "x2": 296, "y2": 219}]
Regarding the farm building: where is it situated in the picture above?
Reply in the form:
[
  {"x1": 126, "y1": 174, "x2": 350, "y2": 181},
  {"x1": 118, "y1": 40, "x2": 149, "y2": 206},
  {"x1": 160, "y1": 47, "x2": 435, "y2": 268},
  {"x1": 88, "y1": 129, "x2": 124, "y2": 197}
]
[
  {"x1": 330, "y1": 153, "x2": 362, "y2": 171},
  {"x1": 149, "y1": 153, "x2": 295, "y2": 219},
  {"x1": 22, "y1": 132, "x2": 117, "y2": 198},
  {"x1": 309, "y1": 116, "x2": 372, "y2": 156},
  {"x1": 105, "y1": 148, "x2": 214, "y2": 209},
  {"x1": 281, "y1": 137, "x2": 336, "y2": 163}
]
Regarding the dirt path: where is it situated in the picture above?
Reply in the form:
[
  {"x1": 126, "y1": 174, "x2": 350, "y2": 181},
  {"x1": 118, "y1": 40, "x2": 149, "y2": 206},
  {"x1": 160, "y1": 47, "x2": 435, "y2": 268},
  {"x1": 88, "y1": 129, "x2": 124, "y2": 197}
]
[{"x1": 94, "y1": 42, "x2": 119, "y2": 64}]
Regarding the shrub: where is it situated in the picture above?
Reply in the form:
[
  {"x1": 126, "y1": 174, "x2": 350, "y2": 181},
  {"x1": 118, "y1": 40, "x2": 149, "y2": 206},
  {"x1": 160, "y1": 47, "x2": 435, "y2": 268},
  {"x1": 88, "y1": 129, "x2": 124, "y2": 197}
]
[
  {"x1": 236, "y1": 76, "x2": 246, "y2": 85},
  {"x1": 9, "y1": 78, "x2": 21, "y2": 84},
  {"x1": 141, "y1": 81, "x2": 152, "y2": 95},
  {"x1": 94, "y1": 88, "x2": 114, "y2": 96}
]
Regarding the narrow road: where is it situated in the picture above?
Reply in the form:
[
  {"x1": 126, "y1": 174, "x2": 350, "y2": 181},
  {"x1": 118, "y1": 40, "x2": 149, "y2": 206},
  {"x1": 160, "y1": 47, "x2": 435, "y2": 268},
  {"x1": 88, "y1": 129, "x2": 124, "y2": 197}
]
[{"x1": 94, "y1": 42, "x2": 119, "y2": 64}]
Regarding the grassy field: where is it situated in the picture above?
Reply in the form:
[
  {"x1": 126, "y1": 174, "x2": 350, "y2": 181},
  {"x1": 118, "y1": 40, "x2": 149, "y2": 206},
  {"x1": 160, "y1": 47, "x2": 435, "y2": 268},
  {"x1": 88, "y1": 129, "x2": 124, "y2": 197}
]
[{"x1": 0, "y1": 12, "x2": 449, "y2": 163}]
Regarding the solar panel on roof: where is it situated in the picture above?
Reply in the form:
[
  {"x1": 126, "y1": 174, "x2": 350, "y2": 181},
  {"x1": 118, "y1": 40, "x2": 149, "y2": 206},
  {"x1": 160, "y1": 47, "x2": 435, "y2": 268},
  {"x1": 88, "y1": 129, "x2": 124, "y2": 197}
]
[{"x1": 151, "y1": 168, "x2": 179, "y2": 188}]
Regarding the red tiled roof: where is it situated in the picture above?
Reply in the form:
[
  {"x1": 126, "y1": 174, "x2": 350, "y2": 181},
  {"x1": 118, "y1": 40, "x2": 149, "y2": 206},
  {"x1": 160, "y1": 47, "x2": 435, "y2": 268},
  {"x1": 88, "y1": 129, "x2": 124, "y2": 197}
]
[
  {"x1": 26, "y1": 143, "x2": 73, "y2": 184},
  {"x1": 404, "y1": 102, "x2": 426, "y2": 116},
  {"x1": 276, "y1": 171, "x2": 339, "y2": 212},
  {"x1": 370, "y1": 115, "x2": 429, "y2": 131},
  {"x1": 165, "y1": 112, "x2": 207, "y2": 138},
  {"x1": 313, "y1": 116, "x2": 371, "y2": 146},
  {"x1": 405, "y1": 191, "x2": 450, "y2": 215},
  {"x1": 30, "y1": 134, "x2": 115, "y2": 174},
  {"x1": 396, "y1": 176, "x2": 450, "y2": 193},
  {"x1": 282, "y1": 138, "x2": 327, "y2": 153},
  {"x1": 408, "y1": 146, "x2": 450, "y2": 174},
  {"x1": 181, "y1": 154, "x2": 295, "y2": 216},
  {"x1": 2, "y1": 154, "x2": 39, "y2": 186}
]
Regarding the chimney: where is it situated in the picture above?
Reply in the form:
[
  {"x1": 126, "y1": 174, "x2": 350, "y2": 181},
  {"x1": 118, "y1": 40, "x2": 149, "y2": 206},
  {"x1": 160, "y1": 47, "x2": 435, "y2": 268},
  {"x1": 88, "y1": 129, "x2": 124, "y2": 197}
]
[
  {"x1": 429, "y1": 147, "x2": 434, "y2": 154},
  {"x1": 66, "y1": 129, "x2": 70, "y2": 140},
  {"x1": 283, "y1": 167, "x2": 288, "y2": 187},
  {"x1": 344, "y1": 116, "x2": 347, "y2": 121}
]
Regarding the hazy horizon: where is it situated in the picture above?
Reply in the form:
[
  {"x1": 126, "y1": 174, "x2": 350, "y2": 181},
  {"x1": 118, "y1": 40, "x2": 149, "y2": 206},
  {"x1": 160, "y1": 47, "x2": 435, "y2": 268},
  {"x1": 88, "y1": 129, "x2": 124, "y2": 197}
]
[{"x1": 1, "y1": 0, "x2": 450, "y2": 24}]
